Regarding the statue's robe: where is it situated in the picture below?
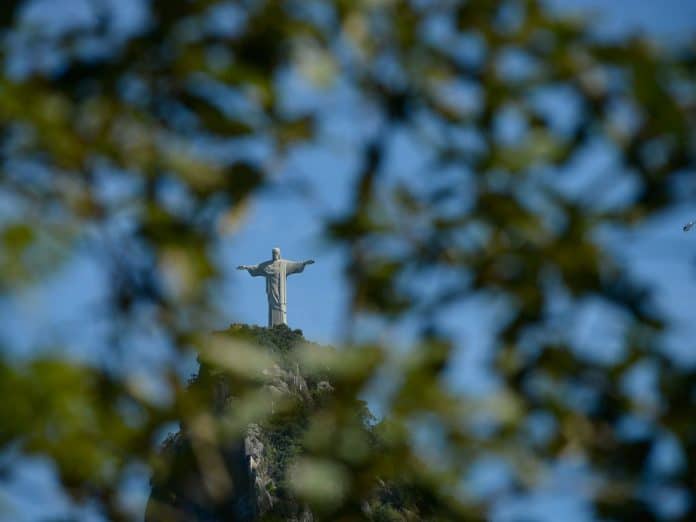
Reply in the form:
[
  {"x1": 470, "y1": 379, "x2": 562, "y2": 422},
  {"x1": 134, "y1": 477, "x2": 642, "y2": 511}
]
[{"x1": 246, "y1": 259, "x2": 307, "y2": 327}]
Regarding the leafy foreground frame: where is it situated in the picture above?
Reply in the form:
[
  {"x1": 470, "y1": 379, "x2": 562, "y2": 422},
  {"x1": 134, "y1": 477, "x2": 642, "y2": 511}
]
[{"x1": 1, "y1": 0, "x2": 695, "y2": 520}]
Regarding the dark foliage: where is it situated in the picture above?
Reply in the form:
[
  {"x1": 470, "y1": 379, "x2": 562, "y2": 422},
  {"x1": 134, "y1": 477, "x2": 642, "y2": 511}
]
[{"x1": 0, "y1": 0, "x2": 695, "y2": 520}]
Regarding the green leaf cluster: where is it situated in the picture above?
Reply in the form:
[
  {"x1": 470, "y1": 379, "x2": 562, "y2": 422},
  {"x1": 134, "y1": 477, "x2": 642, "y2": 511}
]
[{"x1": 0, "y1": 0, "x2": 695, "y2": 520}]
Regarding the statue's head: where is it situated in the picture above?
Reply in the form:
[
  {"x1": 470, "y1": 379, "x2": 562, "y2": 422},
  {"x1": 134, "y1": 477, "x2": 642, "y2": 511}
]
[{"x1": 272, "y1": 247, "x2": 281, "y2": 260}]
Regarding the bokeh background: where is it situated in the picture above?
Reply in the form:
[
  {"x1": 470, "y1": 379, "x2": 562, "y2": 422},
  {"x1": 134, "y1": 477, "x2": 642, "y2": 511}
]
[{"x1": 0, "y1": 0, "x2": 695, "y2": 520}]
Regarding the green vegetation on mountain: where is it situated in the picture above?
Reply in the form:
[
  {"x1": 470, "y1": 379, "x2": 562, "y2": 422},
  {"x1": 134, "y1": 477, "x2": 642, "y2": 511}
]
[{"x1": 146, "y1": 324, "x2": 433, "y2": 521}]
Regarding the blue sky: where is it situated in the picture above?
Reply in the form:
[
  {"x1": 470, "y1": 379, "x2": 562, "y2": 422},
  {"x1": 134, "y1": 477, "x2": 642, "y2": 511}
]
[
  {"x1": 221, "y1": 0, "x2": 696, "y2": 346},
  {"x1": 548, "y1": 0, "x2": 696, "y2": 44}
]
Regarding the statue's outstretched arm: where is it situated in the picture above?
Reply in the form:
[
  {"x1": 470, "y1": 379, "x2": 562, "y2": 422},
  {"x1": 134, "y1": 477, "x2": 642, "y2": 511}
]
[
  {"x1": 237, "y1": 264, "x2": 261, "y2": 275},
  {"x1": 285, "y1": 259, "x2": 315, "y2": 276}
]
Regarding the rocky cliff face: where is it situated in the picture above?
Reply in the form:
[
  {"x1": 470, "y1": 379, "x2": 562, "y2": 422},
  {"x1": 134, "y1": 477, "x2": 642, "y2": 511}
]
[{"x1": 144, "y1": 324, "x2": 336, "y2": 522}]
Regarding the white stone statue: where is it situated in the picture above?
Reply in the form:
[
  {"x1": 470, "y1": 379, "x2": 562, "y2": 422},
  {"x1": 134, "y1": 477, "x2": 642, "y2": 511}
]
[{"x1": 237, "y1": 247, "x2": 315, "y2": 327}]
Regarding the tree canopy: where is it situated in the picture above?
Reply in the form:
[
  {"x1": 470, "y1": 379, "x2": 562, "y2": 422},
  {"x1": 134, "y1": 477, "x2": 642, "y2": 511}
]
[{"x1": 0, "y1": 0, "x2": 695, "y2": 520}]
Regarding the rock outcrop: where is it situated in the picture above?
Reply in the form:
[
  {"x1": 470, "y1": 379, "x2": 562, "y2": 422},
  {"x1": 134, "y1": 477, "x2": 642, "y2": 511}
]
[{"x1": 144, "y1": 324, "x2": 331, "y2": 521}]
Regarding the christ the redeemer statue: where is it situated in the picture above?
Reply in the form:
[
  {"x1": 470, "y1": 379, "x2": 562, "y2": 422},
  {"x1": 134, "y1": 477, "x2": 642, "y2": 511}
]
[{"x1": 237, "y1": 247, "x2": 315, "y2": 327}]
